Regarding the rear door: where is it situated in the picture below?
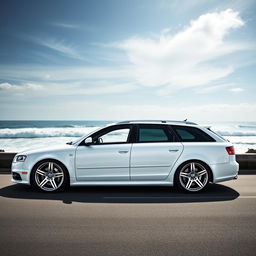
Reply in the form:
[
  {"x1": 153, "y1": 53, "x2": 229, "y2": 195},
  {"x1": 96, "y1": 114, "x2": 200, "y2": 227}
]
[{"x1": 130, "y1": 124, "x2": 183, "y2": 181}]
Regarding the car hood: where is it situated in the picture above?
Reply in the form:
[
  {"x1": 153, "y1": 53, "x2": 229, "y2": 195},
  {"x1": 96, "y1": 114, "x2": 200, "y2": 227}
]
[{"x1": 18, "y1": 144, "x2": 76, "y2": 155}]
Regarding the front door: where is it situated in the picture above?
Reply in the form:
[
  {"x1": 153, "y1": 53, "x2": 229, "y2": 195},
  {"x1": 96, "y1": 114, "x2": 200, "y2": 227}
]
[{"x1": 75, "y1": 125, "x2": 132, "y2": 181}]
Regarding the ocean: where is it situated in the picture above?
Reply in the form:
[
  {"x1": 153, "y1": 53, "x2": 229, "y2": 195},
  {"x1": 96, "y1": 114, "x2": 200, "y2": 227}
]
[{"x1": 0, "y1": 120, "x2": 256, "y2": 153}]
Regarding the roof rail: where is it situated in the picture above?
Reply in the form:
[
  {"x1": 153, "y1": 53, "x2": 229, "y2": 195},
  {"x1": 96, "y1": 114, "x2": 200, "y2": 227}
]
[{"x1": 117, "y1": 120, "x2": 197, "y2": 125}]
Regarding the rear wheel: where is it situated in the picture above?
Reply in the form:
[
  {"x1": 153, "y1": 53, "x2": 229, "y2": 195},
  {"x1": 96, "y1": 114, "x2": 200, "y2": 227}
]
[
  {"x1": 31, "y1": 160, "x2": 68, "y2": 192},
  {"x1": 175, "y1": 161, "x2": 210, "y2": 192}
]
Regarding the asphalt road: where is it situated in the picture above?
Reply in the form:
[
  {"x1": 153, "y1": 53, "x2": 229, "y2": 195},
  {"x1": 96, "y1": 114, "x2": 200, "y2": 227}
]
[{"x1": 0, "y1": 174, "x2": 256, "y2": 256}]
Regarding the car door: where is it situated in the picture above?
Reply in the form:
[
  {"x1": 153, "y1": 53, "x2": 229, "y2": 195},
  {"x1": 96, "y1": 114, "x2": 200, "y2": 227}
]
[
  {"x1": 130, "y1": 124, "x2": 183, "y2": 181},
  {"x1": 75, "y1": 124, "x2": 133, "y2": 181}
]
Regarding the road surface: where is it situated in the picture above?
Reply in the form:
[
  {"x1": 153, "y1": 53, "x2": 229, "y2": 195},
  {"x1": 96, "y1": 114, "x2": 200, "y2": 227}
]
[{"x1": 0, "y1": 174, "x2": 256, "y2": 256}]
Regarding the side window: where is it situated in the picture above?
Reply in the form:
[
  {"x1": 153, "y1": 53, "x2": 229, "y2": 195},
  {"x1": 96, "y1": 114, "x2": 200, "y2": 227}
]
[
  {"x1": 138, "y1": 125, "x2": 170, "y2": 143},
  {"x1": 92, "y1": 126, "x2": 131, "y2": 144},
  {"x1": 172, "y1": 126, "x2": 215, "y2": 142},
  {"x1": 99, "y1": 129, "x2": 130, "y2": 144}
]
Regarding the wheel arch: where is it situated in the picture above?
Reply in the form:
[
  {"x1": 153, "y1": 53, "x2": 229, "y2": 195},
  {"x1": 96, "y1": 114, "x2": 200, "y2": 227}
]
[
  {"x1": 30, "y1": 158, "x2": 70, "y2": 184},
  {"x1": 173, "y1": 159, "x2": 213, "y2": 183}
]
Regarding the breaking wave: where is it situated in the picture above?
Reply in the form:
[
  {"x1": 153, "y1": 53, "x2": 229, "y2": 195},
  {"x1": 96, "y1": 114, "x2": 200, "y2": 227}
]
[{"x1": 0, "y1": 127, "x2": 99, "y2": 138}]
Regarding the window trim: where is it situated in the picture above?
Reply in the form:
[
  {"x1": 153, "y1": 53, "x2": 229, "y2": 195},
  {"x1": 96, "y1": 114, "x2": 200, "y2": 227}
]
[{"x1": 79, "y1": 124, "x2": 135, "y2": 146}]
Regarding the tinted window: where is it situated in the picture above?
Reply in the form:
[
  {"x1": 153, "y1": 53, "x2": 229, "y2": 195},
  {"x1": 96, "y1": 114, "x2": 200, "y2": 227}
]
[
  {"x1": 138, "y1": 125, "x2": 170, "y2": 142},
  {"x1": 172, "y1": 126, "x2": 215, "y2": 142}
]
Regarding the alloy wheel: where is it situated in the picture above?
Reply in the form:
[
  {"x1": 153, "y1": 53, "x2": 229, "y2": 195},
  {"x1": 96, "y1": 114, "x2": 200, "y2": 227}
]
[
  {"x1": 178, "y1": 162, "x2": 209, "y2": 192},
  {"x1": 34, "y1": 161, "x2": 65, "y2": 192}
]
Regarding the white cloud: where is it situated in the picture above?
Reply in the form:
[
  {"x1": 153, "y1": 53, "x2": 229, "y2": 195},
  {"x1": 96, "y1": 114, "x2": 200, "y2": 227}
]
[
  {"x1": 0, "y1": 65, "x2": 131, "y2": 82},
  {"x1": 195, "y1": 83, "x2": 234, "y2": 94},
  {"x1": 51, "y1": 22, "x2": 79, "y2": 29},
  {"x1": 72, "y1": 83, "x2": 137, "y2": 95},
  {"x1": 0, "y1": 80, "x2": 137, "y2": 97},
  {"x1": 45, "y1": 81, "x2": 137, "y2": 96},
  {"x1": 117, "y1": 9, "x2": 246, "y2": 94},
  {"x1": 0, "y1": 9, "x2": 250, "y2": 102},
  {"x1": 35, "y1": 38, "x2": 83, "y2": 60},
  {"x1": 0, "y1": 82, "x2": 43, "y2": 92},
  {"x1": 229, "y1": 87, "x2": 244, "y2": 92}
]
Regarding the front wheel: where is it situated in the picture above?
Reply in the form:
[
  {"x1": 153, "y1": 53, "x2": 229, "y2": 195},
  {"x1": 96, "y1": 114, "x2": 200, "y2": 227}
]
[
  {"x1": 175, "y1": 161, "x2": 210, "y2": 192},
  {"x1": 31, "y1": 160, "x2": 68, "y2": 192}
]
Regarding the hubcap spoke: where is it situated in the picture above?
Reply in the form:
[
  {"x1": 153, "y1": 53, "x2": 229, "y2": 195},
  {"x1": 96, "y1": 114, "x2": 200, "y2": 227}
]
[
  {"x1": 50, "y1": 179, "x2": 57, "y2": 189},
  {"x1": 194, "y1": 177, "x2": 204, "y2": 188},
  {"x1": 36, "y1": 169, "x2": 46, "y2": 176},
  {"x1": 190, "y1": 162, "x2": 195, "y2": 172},
  {"x1": 54, "y1": 172, "x2": 64, "y2": 178},
  {"x1": 48, "y1": 162, "x2": 54, "y2": 172},
  {"x1": 39, "y1": 177, "x2": 48, "y2": 188},
  {"x1": 180, "y1": 172, "x2": 190, "y2": 178},
  {"x1": 186, "y1": 178, "x2": 193, "y2": 189},
  {"x1": 197, "y1": 169, "x2": 207, "y2": 177}
]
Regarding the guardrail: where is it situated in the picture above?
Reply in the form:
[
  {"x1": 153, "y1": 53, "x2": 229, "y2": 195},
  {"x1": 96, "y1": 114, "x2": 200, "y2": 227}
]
[
  {"x1": 0, "y1": 153, "x2": 256, "y2": 174},
  {"x1": 235, "y1": 154, "x2": 256, "y2": 171},
  {"x1": 0, "y1": 153, "x2": 16, "y2": 173}
]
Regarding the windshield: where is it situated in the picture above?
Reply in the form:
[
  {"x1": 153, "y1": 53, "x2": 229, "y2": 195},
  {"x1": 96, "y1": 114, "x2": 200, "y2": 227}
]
[{"x1": 67, "y1": 126, "x2": 104, "y2": 145}]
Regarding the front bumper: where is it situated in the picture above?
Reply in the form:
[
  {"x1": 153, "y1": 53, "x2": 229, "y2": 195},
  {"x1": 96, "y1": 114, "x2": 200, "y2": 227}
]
[{"x1": 11, "y1": 161, "x2": 30, "y2": 185}]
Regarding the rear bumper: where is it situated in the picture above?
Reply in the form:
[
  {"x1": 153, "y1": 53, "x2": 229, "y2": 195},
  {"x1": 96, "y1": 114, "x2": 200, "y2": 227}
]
[{"x1": 211, "y1": 160, "x2": 239, "y2": 183}]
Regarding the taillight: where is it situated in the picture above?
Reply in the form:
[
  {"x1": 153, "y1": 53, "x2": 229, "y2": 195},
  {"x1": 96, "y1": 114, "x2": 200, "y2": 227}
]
[{"x1": 226, "y1": 146, "x2": 235, "y2": 155}]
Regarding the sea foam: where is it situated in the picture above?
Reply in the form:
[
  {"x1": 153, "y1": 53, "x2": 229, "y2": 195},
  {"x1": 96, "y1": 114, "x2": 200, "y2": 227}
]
[{"x1": 0, "y1": 127, "x2": 98, "y2": 138}]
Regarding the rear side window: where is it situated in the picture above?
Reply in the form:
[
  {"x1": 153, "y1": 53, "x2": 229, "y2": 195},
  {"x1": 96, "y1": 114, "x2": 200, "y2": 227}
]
[
  {"x1": 172, "y1": 126, "x2": 215, "y2": 142},
  {"x1": 138, "y1": 125, "x2": 172, "y2": 142}
]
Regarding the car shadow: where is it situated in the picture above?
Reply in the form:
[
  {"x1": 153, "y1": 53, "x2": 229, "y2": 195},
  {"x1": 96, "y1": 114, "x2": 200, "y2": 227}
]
[{"x1": 0, "y1": 183, "x2": 239, "y2": 204}]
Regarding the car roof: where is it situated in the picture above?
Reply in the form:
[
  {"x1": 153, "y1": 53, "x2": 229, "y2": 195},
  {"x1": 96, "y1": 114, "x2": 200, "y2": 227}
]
[{"x1": 114, "y1": 120, "x2": 198, "y2": 126}]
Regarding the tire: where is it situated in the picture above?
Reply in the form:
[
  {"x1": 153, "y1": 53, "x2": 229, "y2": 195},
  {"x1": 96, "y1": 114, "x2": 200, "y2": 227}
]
[
  {"x1": 175, "y1": 161, "x2": 210, "y2": 192},
  {"x1": 31, "y1": 160, "x2": 69, "y2": 192}
]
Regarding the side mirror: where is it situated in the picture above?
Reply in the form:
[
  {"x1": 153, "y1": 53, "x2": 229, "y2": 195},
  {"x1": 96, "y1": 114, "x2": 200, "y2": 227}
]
[{"x1": 84, "y1": 137, "x2": 92, "y2": 145}]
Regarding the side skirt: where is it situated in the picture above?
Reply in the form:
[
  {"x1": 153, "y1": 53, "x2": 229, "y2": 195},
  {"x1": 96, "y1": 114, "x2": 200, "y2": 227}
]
[{"x1": 70, "y1": 181, "x2": 173, "y2": 186}]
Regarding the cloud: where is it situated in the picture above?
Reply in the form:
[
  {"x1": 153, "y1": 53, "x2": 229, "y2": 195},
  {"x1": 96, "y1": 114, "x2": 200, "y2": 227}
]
[
  {"x1": 195, "y1": 83, "x2": 234, "y2": 94},
  {"x1": 0, "y1": 65, "x2": 136, "y2": 97},
  {"x1": 117, "y1": 9, "x2": 247, "y2": 94},
  {"x1": 0, "y1": 82, "x2": 43, "y2": 92},
  {"x1": 43, "y1": 81, "x2": 137, "y2": 96},
  {"x1": 71, "y1": 83, "x2": 137, "y2": 95},
  {"x1": 0, "y1": 80, "x2": 137, "y2": 97},
  {"x1": 0, "y1": 65, "x2": 131, "y2": 82},
  {"x1": 50, "y1": 22, "x2": 95, "y2": 32},
  {"x1": 229, "y1": 87, "x2": 244, "y2": 92},
  {"x1": 35, "y1": 38, "x2": 84, "y2": 60},
  {"x1": 0, "y1": 9, "x2": 250, "y2": 101},
  {"x1": 51, "y1": 22, "x2": 79, "y2": 29}
]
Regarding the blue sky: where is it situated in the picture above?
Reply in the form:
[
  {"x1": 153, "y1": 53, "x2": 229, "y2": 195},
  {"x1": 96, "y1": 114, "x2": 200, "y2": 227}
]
[{"x1": 0, "y1": 0, "x2": 255, "y2": 121}]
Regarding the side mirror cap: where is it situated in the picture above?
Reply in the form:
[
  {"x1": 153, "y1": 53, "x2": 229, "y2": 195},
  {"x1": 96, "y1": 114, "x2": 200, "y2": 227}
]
[{"x1": 84, "y1": 137, "x2": 92, "y2": 145}]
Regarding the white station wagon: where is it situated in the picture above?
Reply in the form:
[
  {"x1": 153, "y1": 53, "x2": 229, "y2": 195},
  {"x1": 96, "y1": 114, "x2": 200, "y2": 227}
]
[{"x1": 12, "y1": 120, "x2": 239, "y2": 193}]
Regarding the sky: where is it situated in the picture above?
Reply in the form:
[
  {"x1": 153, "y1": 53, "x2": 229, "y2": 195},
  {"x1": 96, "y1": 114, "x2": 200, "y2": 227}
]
[{"x1": 0, "y1": 0, "x2": 255, "y2": 122}]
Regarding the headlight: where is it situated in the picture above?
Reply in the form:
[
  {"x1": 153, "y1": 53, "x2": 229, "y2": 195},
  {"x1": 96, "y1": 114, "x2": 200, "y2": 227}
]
[{"x1": 14, "y1": 155, "x2": 27, "y2": 162}]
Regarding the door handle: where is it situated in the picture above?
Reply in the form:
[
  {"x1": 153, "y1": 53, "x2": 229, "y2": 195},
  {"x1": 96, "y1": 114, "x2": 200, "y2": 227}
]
[
  {"x1": 169, "y1": 149, "x2": 179, "y2": 152},
  {"x1": 118, "y1": 150, "x2": 129, "y2": 154}
]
